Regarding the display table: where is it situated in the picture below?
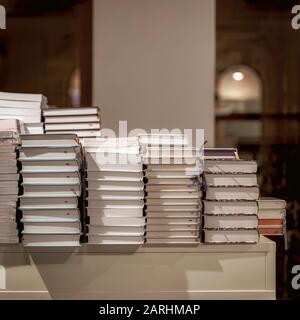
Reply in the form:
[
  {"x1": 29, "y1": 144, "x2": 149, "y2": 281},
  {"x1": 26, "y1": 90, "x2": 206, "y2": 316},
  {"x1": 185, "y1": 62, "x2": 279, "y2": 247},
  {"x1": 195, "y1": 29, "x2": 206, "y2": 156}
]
[{"x1": 0, "y1": 236, "x2": 275, "y2": 300}]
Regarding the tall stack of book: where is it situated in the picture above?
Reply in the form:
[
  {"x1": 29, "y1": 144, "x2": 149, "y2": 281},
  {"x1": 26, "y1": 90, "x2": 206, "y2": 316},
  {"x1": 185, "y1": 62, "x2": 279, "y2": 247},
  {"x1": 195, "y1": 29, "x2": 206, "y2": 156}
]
[
  {"x1": 83, "y1": 137, "x2": 145, "y2": 245},
  {"x1": 18, "y1": 134, "x2": 83, "y2": 247},
  {"x1": 141, "y1": 134, "x2": 203, "y2": 245},
  {"x1": 43, "y1": 107, "x2": 101, "y2": 139},
  {"x1": 0, "y1": 120, "x2": 20, "y2": 244},
  {"x1": 202, "y1": 148, "x2": 260, "y2": 243},
  {"x1": 0, "y1": 91, "x2": 46, "y2": 126}
]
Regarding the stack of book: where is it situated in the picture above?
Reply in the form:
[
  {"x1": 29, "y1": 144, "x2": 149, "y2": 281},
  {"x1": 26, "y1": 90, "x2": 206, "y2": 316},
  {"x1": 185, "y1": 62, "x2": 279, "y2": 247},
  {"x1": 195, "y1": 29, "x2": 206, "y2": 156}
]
[
  {"x1": 43, "y1": 107, "x2": 101, "y2": 138},
  {"x1": 257, "y1": 198, "x2": 286, "y2": 237},
  {"x1": 0, "y1": 91, "x2": 46, "y2": 124},
  {"x1": 141, "y1": 134, "x2": 203, "y2": 245},
  {"x1": 0, "y1": 120, "x2": 20, "y2": 244},
  {"x1": 18, "y1": 134, "x2": 83, "y2": 247},
  {"x1": 202, "y1": 148, "x2": 260, "y2": 243},
  {"x1": 83, "y1": 137, "x2": 145, "y2": 245}
]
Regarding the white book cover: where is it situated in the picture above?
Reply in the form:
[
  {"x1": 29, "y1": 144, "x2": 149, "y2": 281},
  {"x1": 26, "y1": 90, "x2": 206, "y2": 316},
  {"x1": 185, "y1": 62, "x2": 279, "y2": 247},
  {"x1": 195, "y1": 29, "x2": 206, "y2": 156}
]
[
  {"x1": 145, "y1": 238, "x2": 199, "y2": 244},
  {"x1": 43, "y1": 107, "x2": 100, "y2": 117},
  {"x1": 24, "y1": 123, "x2": 44, "y2": 135},
  {"x1": 21, "y1": 160, "x2": 80, "y2": 173},
  {"x1": 87, "y1": 190, "x2": 144, "y2": 201},
  {"x1": 19, "y1": 196, "x2": 78, "y2": 209},
  {"x1": 87, "y1": 235, "x2": 144, "y2": 245},
  {"x1": 86, "y1": 171, "x2": 143, "y2": 181},
  {"x1": 22, "y1": 172, "x2": 80, "y2": 183},
  {"x1": 89, "y1": 216, "x2": 145, "y2": 227},
  {"x1": 45, "y1": 115, "x2": 100, "y2": 124},
  {"x1": 0, "y1": 106, "x2": 41, "y2": 116},
  {"x1": 146, "y1": 231, "x2": 199, "y2": 239},
  {"x1": 146, "y1": 198, "x2": 200, "y2": 206},
  {"x1": 146, "y1": 205, "x2": 200, "y2": 212},
  {"x1": 87, "y1": 180, "x2": 144, "y2": 191},
  {"x1": 146, "y1": 224, "x2": 199, "y2": 232},
  {"x1": 87, "y1": 199, "x2": 144, "y2": 209},
  {"x1": 0, "y1": 114, "x2": 41, "y2": 124},
  {"x1": 146, "y1": 177, "x2": 202, "y2": 185},
  {"x1": 146, "y1": 164, "x2": 201, "y2": 172},
  {"x1": 204, "y1": 230, "x2": 259, "y2": 244},
  {"x1": 145, "y1": 170, "x2": 201, "y2": 178},
  {"x1": 22, "y1": 234, "x2": 80, "y2": 247},
  {"x1": 204, "y1": 160, "x2": 257, "y2": 174},
  {"x1": 82, "y1": 137, "x2": 139, "y2": 148},
  {"x1": 0, "y1": 91, "x2": 45, "y2": 102},
  {"x1": 204, "y1": 215, "x2": 258, "y2": 229},
  {"x1": 258, "y1": 209, "x2": 286, "y2": 220},
  {"x1": 203, "y1": 200, "x2": 258, "y2": 215},
  {"x1": 87, "y1": 207, "x2": 144, "y2": 218},
  {"x1": 206, "y1": 186, "x2": 260, "y2": 201},
  {"x1": 257, "y1": 198, "x2": 287, "y2": 210},
  {"x1": 48, "y1": 130, "x2": 101, "y2": 138},
  {"x1": 20, "y1": 134, "x2": 79, "y2": 148},
  {"x1": 205, "y1": 173, "x2": 258, "y2": 187},
  {"x1": 0, "y1": 99, "x2": 42, "y2": 109},
  {"x1": 22, "y1": 184, "x2": 81, "y2": 197},
  {"x1": 88, "y1": 225, "x2": 145, "y2": 236},
  {"x1": 23, "y1": 222, "x2": 81, "y2": 234},
  {"x1": 146, "y1": 184, "x2": 199, "y2": 192},
  {"x1": 22, "y1": 209, "x2": 80, "y2": 222},
  {"x1": 45, "y1": 122, "x2": 100, "y2": 131},
  {"x1": 146, "y1": 191, "x2": 200, "y2": 199},
  {"x1": 146, "y1": 211, "x2": 199, "y2": 219},
  {"x1": 86, "y1": 163, "x2": 143, "y2": 172},
  {"x1": 146, "y1": 218, "x2": 200, "y2": 225},
  {"x1": 19, "y1": 147, "x2": 79, "y2": 161}
]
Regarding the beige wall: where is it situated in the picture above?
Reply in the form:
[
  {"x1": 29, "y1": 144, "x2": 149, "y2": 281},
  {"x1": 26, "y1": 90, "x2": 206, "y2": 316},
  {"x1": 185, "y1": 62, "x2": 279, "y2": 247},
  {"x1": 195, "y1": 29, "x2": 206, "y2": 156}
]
[{"x1": 93, "y1": 0, "x2": 215, "y2": 146}]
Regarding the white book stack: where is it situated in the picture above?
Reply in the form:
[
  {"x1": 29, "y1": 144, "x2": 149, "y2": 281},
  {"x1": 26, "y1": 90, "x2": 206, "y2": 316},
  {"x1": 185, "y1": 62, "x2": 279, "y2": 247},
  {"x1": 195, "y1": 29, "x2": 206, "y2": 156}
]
[
  {"x1": 202, "y1": 148, "x2": 260, "y2": 244},
  {"x1": 18, "y1": 134, "x2": 83, "y2": 247},
  {"x1": 43, "y1": 107, "x2": 101, "y2": 139},
  {"x1": 83, "y1": 137, "x2": 145, "y2": 245},
  {"x1": 140, "y1": 134, "x2": 203, "y2": 245},
  {"x1": 0, "y1": 91, "x2": 46, "y2": 126},
  {"x1": 0, "y1": 120, "x2": 21, "y2": 244}
]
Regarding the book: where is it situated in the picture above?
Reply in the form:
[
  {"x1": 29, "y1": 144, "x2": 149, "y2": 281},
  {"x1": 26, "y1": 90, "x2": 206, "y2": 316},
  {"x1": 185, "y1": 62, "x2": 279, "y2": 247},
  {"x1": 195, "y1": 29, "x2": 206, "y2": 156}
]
[
  {"x1": 205, "y1": 186, "x2": 260, "y2": 201},
  {"x1": 22, "y1": 234, "x2": 80, "y2": 247},
  {"x1": 204, "y1": 160, "x2": 257, "y2": 174},
  {"x1": 204, "y1": 215, "x2": 258, "y2": 229},
  {"x1": 45, "y1": 115, "x2": 100, "y2": 124},
  {"x1": 203, "y1": 229, "x2": 259, "y2": 243},
  {"x1": 204, "y1": 148, "x2": 239, "y2": 160},
  {"x1": 45, "y1": 122, "x2": 100, "y2": 131},
  {"x1": 43, "y1": 107, "x2": 100, "y2": 117},
  {"x1": 205, "y1": 173, "x2": 258, "y2": 187},
  {"x1": 203, "y1": 200, "x2": 258, "y2": 215}
]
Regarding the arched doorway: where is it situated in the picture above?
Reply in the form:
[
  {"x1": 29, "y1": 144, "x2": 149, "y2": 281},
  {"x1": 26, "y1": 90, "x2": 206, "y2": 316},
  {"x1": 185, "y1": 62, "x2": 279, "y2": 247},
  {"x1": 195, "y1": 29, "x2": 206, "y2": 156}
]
[{"x1": 215, "y1": 65, "x2": 263, "y2": 149}]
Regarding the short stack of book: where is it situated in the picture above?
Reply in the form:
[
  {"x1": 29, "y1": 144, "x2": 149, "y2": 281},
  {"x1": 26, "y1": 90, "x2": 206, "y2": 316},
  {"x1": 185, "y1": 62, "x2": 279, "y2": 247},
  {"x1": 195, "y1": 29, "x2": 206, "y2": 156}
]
[
  {"x1": 18, "y1": 134, "x2": 83, "y2": 247},
  {"x1": 257, "y1": 198, "x2": 286, "y2": 237},
  {"x1": 43, "y1": 107, "x2": 101, "y2": 138},
  {"x1": 141, "y1": 134, "x2": 203, "y2": 245},
  {"x1": 83, "y1": 137, "x2": 145, "y2": 245},
  {"x1": 202, "y1": 148, "x2": 260, "y2": 244},
  {"x1": 0, "y1": 91, "x2": 46, "y2": 126},
  {"x1": 0, "y1": 121, "x2": 20, "y2": 244}
]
